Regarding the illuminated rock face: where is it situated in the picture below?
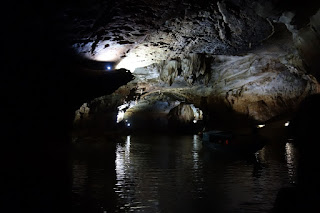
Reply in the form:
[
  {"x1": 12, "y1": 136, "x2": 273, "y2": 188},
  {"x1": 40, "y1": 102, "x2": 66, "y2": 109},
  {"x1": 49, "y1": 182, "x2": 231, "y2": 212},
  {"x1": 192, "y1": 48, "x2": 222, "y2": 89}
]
[
  {"x1": 138, "y1": 50, "x2": 318, "y2": 122},
  {"x1": 69, "y1": 0, "x2": 273, "y2": 67},
  {"x1": 73, "y1": 49, "x2": 319, "y2": 130},
  {"x1": 168, "y1": 103, "x2": 194, "y2": 126},
  {"x1": 69, "y1": 1, "x2": 320, "y2": 130}
]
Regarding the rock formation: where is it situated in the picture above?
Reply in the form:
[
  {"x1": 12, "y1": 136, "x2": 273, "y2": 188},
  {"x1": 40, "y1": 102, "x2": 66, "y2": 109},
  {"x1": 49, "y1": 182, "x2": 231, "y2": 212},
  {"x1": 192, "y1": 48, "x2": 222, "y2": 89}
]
[{"x1": 66, "y1": 0, "x2": 320, "y2": 132}]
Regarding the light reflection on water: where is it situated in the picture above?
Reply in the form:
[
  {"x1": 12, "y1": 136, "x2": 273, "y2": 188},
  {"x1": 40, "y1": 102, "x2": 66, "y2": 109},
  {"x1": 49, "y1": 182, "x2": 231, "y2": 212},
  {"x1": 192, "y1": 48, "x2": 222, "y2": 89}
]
[
  {"x1": 285, "y1": 142, "x2": 298, "y2": 184},
  {"x1": 72, "y1": 134, "x2": 298, "y2": 213},
  {"x1": 115, "y1": 135, "x2": 131, "y2": 192}
]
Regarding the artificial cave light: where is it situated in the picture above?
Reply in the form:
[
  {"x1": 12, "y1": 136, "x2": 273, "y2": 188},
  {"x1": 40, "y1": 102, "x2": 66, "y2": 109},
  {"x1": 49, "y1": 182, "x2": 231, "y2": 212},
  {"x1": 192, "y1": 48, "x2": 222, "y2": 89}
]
[
  {"x1": 257, "y1": 124, "x2": 265, "y2": 128},
  {"x1": 285, "y1": 121, "x2": 290, "y2": 127}
]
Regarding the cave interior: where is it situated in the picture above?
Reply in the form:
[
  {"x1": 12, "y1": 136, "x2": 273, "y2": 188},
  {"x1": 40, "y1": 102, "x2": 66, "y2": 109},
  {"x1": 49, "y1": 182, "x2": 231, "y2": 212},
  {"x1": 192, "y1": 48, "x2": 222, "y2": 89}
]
[{"x1": 3, "y1": 0, "x2": 320, "y2": 212}]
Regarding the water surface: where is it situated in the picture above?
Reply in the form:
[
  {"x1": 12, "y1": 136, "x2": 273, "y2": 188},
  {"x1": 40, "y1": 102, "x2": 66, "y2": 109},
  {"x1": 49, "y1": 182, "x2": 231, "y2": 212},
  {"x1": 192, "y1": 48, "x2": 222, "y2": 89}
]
[{"x1": 72, "y1": 133, "x2": 298, "y2": 213}]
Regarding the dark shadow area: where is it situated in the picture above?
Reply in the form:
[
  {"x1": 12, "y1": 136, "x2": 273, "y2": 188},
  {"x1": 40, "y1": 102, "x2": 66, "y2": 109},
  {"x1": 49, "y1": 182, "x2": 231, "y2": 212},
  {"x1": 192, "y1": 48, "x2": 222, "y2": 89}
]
[
  {"x1": 2, "y1": 1, "x2": 132, "y2": 213},
  {"x1": 71, "y1": 136, "x2": 119, "y2": 213},
  {"x1": 273, "y1": 0, "x2": 320, "y2": 29},
  {"x1": 75, "y1": 58, "x2": 117, "y2": 71},
  {"x1": 272, "y1": 94, "x2": 320, "y2": 212}
]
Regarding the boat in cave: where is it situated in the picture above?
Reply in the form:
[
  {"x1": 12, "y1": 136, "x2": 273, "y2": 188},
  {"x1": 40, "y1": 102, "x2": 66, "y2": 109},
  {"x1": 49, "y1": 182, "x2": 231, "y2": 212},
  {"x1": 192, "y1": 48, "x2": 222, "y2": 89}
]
[{"x1": 202, "y1": 130, "x2": 266, "y2": 155}]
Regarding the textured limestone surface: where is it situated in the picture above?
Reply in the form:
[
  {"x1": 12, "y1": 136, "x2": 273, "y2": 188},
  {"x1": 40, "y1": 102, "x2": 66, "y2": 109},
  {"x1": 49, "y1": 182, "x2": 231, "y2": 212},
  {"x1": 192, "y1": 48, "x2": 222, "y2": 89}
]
[
  {"x1": 68, "y1": 0, "x2": 273, "y2": 66},
  {"x1": 68, "y1": 0, "x2": 320, "y2": 130}
]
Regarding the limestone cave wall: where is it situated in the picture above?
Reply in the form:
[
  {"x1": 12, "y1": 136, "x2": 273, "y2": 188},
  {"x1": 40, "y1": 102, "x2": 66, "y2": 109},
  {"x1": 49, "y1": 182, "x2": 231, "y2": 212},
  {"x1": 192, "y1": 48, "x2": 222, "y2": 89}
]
[{"x1": 68, "y1": 0, "x2": 320, "y2": 132}]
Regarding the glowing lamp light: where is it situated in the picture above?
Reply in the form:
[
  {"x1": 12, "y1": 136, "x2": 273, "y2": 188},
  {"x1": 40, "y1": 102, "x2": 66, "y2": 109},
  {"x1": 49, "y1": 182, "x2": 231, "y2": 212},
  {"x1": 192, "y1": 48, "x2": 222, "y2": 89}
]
[
  {"x1": 107, "y1": 66, "x2": 112, "y2": 70},
  {"x1": 257, "y1": 124, "x2": 265, "y2": 128},
  {"x1": 193, "y1": 120, "x2": 197, "y2": 123},
  {"x1": 127, "y1": 123, "x2": 131, "y2": 127},
  {"x1": 285, "y1": 121, "x2": 290, "y2": 127}
]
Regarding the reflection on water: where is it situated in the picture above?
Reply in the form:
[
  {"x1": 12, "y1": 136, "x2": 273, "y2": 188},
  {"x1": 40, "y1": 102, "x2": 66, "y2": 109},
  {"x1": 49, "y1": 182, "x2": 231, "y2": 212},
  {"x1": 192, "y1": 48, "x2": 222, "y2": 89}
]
[
  {"x1": 115, "y1": 135, "x2": 131, "y2": 194},
  {"x1": 192, "y1": 135, "x2": 200, "y2": 169},
  {"x1": 285, "y1": 142, "x2": 298, "y2": 184},
  {"x1": 72, "y1": 134, "x2": 299, "y2": 213},
  {"x1": 115, "y1": 135, "x2": 154, "y2": 211}
]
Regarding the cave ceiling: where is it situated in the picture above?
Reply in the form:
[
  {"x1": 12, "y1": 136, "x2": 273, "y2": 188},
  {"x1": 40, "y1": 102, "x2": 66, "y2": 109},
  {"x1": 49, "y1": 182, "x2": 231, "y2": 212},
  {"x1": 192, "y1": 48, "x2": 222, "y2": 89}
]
[{"x1": 65, "y1": 0, "x2": 320, "y2": 130}]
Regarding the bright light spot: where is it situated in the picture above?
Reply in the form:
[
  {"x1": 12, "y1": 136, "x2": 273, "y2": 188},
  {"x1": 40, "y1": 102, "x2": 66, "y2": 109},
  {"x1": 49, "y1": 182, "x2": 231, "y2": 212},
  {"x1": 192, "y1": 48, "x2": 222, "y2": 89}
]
[
  {"x1": 107, "y1": 66, "x2": 111, "y2": 70},
  {"x1": 94, "y1": 43, "x2": 128, "y2": 61},
  {"x1": 285, "y1": 121, "x2": 290, "y2": 127},
  {"x1": 116, "y1": 110, "x2": 125, "y2": 123},
  {"x1": 127, "y1": 123, "x2": 131, "y2": 127},
  {"x1": 116, "y1": 101, "x2": 136, "y2": 123},
  {"x1": 115, "y1": 51, "x2": 155, "y2": 72},
  {"x1": 190, "y1": 104, "x2": 203, "y2": 121},
  {"x1": 116, "y1": 57, "x2": 143, "y2": 72},
  {"x1": 193, "y1": 119, "x2": 197, "y2": 123},
  {"x1": 257, "y1": 124, "x2": 265, "y2": 128}
]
